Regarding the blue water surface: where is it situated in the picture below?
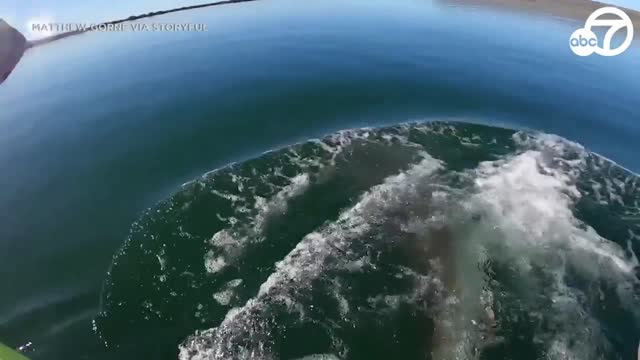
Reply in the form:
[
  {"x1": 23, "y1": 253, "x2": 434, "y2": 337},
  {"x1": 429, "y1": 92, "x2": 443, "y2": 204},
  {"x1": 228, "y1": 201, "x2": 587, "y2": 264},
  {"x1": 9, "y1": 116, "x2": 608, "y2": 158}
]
[{"x1": 0, "y1": 0, "x2": 638, "y2": 358}]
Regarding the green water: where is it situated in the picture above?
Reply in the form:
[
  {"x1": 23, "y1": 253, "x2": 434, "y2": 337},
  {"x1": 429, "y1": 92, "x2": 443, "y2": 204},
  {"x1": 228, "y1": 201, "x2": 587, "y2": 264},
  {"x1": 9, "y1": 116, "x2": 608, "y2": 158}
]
[{"x1": 96, "y1": 122, "x2": 640, "y2": 360}]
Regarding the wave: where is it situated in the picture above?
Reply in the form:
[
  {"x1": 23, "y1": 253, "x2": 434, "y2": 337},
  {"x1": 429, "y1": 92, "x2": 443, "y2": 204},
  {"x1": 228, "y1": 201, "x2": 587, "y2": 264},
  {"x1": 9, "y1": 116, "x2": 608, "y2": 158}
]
[{"x1": 93, "y1": 121, "x2": 640, "y2": 360}]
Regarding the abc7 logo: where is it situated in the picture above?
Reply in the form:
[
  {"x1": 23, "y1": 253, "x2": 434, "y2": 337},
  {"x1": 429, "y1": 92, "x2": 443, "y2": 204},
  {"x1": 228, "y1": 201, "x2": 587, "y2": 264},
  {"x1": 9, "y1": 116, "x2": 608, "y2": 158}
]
[{"x1": 570, "y1": 7, "x2": 634, "y2": 57}]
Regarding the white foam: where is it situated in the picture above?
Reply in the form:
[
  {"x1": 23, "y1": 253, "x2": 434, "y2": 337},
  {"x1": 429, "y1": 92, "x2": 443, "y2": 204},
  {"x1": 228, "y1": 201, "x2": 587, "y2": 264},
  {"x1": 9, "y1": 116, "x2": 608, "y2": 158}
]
[
  {"x1": 469, "y1": 146, "x2": 639, "y2": 359},
  {"x1": 258, "y1": 154, "x2": 442, "y2": 297},
  {"x1": 204, "y1": 173, "x2": 312, "y2": 275},
  {"x1": 293, "y1": 355, "x2": 340, "y2": 360},
  {"x1": 204, "y1": 253, "x2": 227, "y2": 274},
  {"x1": 181, "y1": 126, "x2": 640, "y2": 359},
  {"x1": 474, "y1": 150, "x2": 579, "y2": 237},
  {"x1": 210, "y1": 189, "x2": 244, "y2": 203},
  {"x1": 473, "y1": 149, "x2": 635, "y2": 275},
  {"x1": 226, "y1": 279, "x2": 243, "y2": 288},
  {"x1": 180, "y1": 154, "x2": 443, "y2": 359},
  {"x1": 156, "y1": 254, "x2": 166, "y2": 272},
  {"x1": 254, "y1": 173, "x2": 310, "y2": 229},
  {"x1": 212, "y1": 290, "x2": 233, "y2": 306}
]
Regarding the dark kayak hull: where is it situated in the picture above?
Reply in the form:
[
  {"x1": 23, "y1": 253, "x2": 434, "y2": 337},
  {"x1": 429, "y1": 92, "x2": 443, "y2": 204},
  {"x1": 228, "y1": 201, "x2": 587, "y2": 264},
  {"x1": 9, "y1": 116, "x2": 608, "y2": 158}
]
[{"x1": 0, "y1": 20, "x2": 26, "y2": 85}]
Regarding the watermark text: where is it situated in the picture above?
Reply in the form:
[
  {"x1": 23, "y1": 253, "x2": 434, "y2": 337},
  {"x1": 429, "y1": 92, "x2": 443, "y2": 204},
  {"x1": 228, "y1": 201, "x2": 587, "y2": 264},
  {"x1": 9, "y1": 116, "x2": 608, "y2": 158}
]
[{"x1": 31, "y1": 22, "x2": 209, "y2": 34}]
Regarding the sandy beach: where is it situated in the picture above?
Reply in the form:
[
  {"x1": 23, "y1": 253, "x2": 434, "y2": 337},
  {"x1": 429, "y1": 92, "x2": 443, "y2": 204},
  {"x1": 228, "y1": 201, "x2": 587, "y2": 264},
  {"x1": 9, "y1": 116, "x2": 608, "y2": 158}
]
[{"x1": 437, "y1": 0, "x2": 640, "y2": 37}]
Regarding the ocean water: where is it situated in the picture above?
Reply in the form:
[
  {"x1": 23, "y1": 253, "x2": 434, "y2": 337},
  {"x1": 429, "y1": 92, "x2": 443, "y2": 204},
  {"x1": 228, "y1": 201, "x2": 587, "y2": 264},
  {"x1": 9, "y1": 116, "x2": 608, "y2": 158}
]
[{"x1": 0, "y1": 1, "x2": 639, "y2": 359}]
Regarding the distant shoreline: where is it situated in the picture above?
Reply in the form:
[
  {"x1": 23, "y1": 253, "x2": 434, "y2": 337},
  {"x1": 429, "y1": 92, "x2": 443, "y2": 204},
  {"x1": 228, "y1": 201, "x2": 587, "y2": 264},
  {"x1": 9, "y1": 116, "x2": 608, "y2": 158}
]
[
  {"x1": 436, "y1": 0, "x2": 640, "y2": 36},
  {"x1": 27, "y1": 0, "x2": 258, "y2": 48},
  {"x1": 26, "y1": 0, "x2": 640, "y2": 49},
  {"x1": 3, "y1": 0, "x2": 638, "y2": 85}
]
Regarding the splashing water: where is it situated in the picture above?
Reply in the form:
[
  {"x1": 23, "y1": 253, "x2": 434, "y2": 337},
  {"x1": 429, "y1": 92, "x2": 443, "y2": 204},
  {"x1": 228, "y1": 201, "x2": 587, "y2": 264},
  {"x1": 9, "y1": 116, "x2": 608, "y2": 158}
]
[{"x1": 94, "y1": 122, "x2": 640, "y2": 360}]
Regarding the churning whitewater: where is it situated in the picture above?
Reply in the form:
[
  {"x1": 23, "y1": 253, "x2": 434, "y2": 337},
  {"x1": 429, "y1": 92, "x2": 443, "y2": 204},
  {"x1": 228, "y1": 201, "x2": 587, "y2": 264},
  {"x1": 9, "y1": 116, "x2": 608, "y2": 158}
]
[{"x1": 94, "y1": 122, "x2": 640, "y2": 360}]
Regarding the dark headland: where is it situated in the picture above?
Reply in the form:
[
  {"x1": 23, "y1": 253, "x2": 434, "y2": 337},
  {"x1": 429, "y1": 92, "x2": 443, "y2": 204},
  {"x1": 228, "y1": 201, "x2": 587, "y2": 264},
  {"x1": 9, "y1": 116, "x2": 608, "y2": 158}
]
[{"x1": 0, "y1": 19, "x2": 27, "y2": 84}]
